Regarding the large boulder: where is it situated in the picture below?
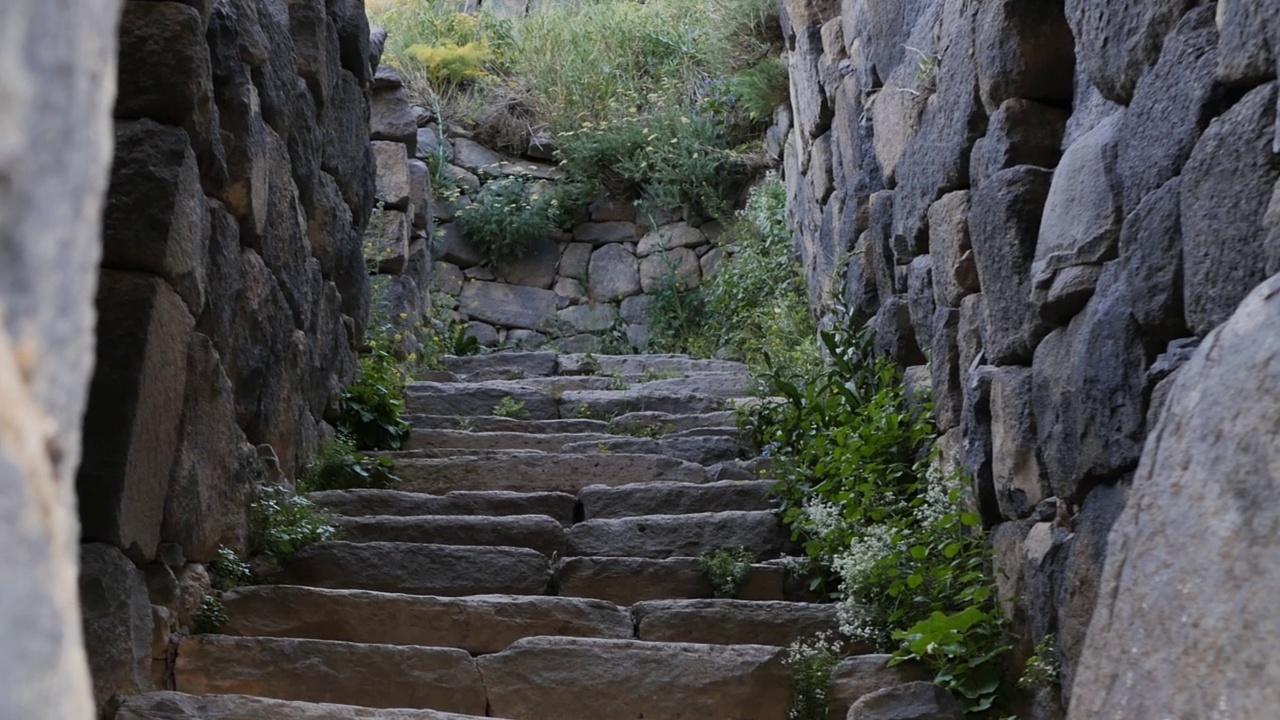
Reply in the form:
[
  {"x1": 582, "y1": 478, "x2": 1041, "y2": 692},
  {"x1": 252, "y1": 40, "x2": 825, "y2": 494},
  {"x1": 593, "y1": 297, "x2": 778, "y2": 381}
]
[
  {"x1": 1065, "y1": 0, "x2": 1199, "y2": 104},
  {"x1": 458, "y1": 281, "x2": 558, "y2": 331},
  {"x1": 1068, "y1": 273, "x2": 1280, "y2": 718},
  {"x1": 974, "y1": 0, "x2": 1075, "y2": 113},
  {"x1": 79, "y1": 544, "x2": 154, "y2": 709}
]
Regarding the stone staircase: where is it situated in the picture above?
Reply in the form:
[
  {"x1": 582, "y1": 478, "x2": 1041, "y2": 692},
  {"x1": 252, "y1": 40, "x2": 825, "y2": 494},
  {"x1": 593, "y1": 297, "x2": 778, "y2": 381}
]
[{"x1": 112, "y1": 352, "x2": 847, "y2": 720}]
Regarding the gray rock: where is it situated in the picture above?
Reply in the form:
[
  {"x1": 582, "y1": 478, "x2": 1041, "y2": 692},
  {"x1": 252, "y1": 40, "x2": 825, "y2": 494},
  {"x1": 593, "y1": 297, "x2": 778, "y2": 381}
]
[
  {"x1": 334, "y1": 514, "x2": 566, "y2": 556},
  {"x1": 990, "y1": 366, "x2": 1049, "y2": 520},
  {"x1": 370, "y1": 85, "x2": 418, "y2": 149},
  {"x1": 573, "y1": 221, "x2": 637, "y2": 245},
  {"x1": 960, "y1": 366, "x2": 1001, "y2": 527},
  {"x1": 310, "y1": 489, "x2": 576, "y2": 525},
  {"x1": 619, "y1": 294, "x2": 653, "y2": 325},
  {"x1": 927, "y1": 191, "x2": 978, "y2": 308},
  {"x1": 115, "y1": 691, "x2": 487, "y2": 719},
  {"x1": 80, "y1": 544, "x2": 154, "y2": 708},
  {"x1": 444, "y1": 164, "x2": 480, "y2": 192},
  {"x1": 969, "y1": 99, "x2": 1068, "y2": 189},
  {"x1": 464, "y1": 322, "x2": 499, "y2": 347},
  {"x1": 907, "y1": 256, "x2": 936, "y2": 352},
  {"x1": 1065, "y1": 0, "x2": 1198, "y2": 104},
  {"x1": 552, "y1": 277, "x2": 587, "y2": 303},
  {"x1": 450, "y1": 138, "x2": 503, "y2": 175},
  {"x1": 393, "y1": 452, "x2": 710, "y2": 496},
  {"x1": 500, "y1": 236, "x2": 559, "y2": 289},
  {"x1": 435, "y1": 223, "x2": 482, "y2": 268},
  {"x1": 1119, "y1": 177, "x2": 1186, "y2": 344},
  {"x1": 871, "y1": 296, "x2": 925, "y2": 366},
  {"x1": 1215, "y1": 0, "x2": 1278, "y2": 87},
  {"x1": 640, "y1": 248, "x2": 701, "y2": 293},
  {"x1": 79, "y1": 272, "x2": 194, "y2": 562},
  {"x1": 365, "y1": 209, "x2": 410, "y2": 274},
  {"x1": 372, "y1": 140, "x2": 411, "y2": 210},
  {"x1": 415, "y1": 126, "x2": 453, "y2": 163},
  {"x1": 557, "y1": 304, "x2": 619, "y2": 333},
  {"x1": 1069, "y1": 274, "x2": 1280, "y2": 719},
  {"x1": 848, "y1": 681, "x2": 965, "y2": 719},
  {"x1": 566, "y1": 511, "x2": 791, "y2": 559},
  {"x1": 1181, "y1": 81, "x2": 1280, "y2": 336},
  {"x1": 432, "y1": 262, "x2": 464, "y2": 296},
  {"x1": 830, "y1": 656, "x2": 933, "y2": 720},
  {"x1": 930, "y1": 308, "x2": 963, "y2": 432},
  {"x1": 788, "y1": 19, "x2": 832, "y2": 143},
  {"x1": 458, "y1": 281, "x2": 557, "y2": 330},
  {"x1": 637, "y1": 222, "x2": 706, "y2": 257},
  {"x1": 1117, "y1": 7, "x2": 1232, "y2": 219},
  {"x1": 975, "y1": 0, "x2": 1075, "y2": 113},
  {"x1": 580, "y1": 480, "x2": 776, "y2": 519},
  {"x1": 968, "y1": 166, "x2": 1053, "y2": 364},
  {"x1": 1031, "y1": 114, "x2": 1122, "y2": 322},
  {"x1": 558, "y1": 242, "x2": 593, "y2": 280},
  {"x1": 280, "y1": 541, "x2": 552, "y2": 596},
  {"x1": 588, "y1": 244, "x2": 642, "y2": 301},
  {"x1": 554, "y1": 556, "x2": 787, "y2": 604},
  {"x1": 633, "y1": 599, "x2": 838, "y2": 646},
  {"x1": 404, "y1": 380, "x2": 558, "y2": 419},
  {"x1": 441, "y1": 351, "x2": 560, "y2": 380}
]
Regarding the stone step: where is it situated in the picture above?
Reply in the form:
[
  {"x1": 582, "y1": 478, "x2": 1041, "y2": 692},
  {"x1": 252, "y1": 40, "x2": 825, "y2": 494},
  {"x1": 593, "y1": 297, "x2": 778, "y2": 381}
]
[
  {"x1": 706, "y1": 457, "x2": 772, "y2": 482},
  {"x1": 442, "y1": 351, "x2": 559, "y2": 380},
  {"x1": 632, "y1": 599, "x2": 842, "y2": 647},
  {"x1": 405, "y1": 429, "x2": 625, "y2": 453},
  {"x1": 114, "y1": 691, "x2": 487, "y2": 720},
  {"x1": 620, "y1": 371, "x2": 754, "y2": 398},
  {"x1": 553, "y1": 556, "x2": 789, "y2": 605},
  {"x1": 278, "y1": 542, "x2": 551, "y2": 596},
  {"x1": 308, "y1": 489, "x2": 577, "y2": 525},
  {"x1": 403, "y1": 382, "x2": 559, "y2": 419},
  {"x1": 398, "y1": 433, "x2": 741, "y2": 465},
  {"x1": 392, "y1": 453, "x2": 709, "y2": 495},
  {"x1": 558, "y1": 388, "x2": 733, "y2": 418},
  {"x1": 405, "y1": 414, "x2": 612, "y2": 433},
  {"x1": 558, "y1": 353, "x2": 749, "y2": 377},
  {"x1": 580, "y1": 480, "x2": 779, "y2": 518},
  {"x1": 565, "y1": 511, "x2": 793, "y2": 559},
  {"x1": 607, "y1": 409, "x2": 738, "y2": 434},
  {"x1": 333, "y1": 514, "x2": 566, "y2": 555},
  {"x1": 174, "y1": 635, "x2": 486, "y2": 713},
  {"x1": 559, "y1": 434, "x2": 741, "y2": 465},
  {"x1": 222, "y1": 585, "x2": 632, "y2": 655},
  {"x1": 476, "y1": 637, "x2": 789, "y2": 720}
]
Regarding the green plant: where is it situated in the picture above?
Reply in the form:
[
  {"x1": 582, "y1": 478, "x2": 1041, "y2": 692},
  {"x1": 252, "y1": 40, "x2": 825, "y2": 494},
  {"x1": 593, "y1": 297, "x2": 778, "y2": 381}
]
[
  {"x1": 1018, "y1": 634, "x2": 1060, "y2": 690},
  {"x1": 208, "y1": 546, "x2": 253, "y2": 592},
  {"x1": 493, "y1": 396, "x2": 528, "y2": 418},
  {"x1": 732, "y1": 56, "x2": 790, "y2": 120},
  {"x1": 455, "y1": 176, "x2": 571, "y2": 266},
  {"x1": 606, "y1": 372, "x2": 629, "y2": 391},
  {"x1": 784, "y1": 632, "x2": 841, "y2": 720},
  {"x1": 337, "y1": 341, "x2": 411, "y2": 451},
  {"x1": 299, "y1": 434, "x2": 401, "y2": 493},
  {"x1": 250, "y1": 485, "x2": 341, "y2": 557},
  {"x1": 699, "y1": 547, "x2": 755, "y2": 598},
  {"x1": 192, "y1": 595, "x2": 228, "y2": 635},
  {"x1": 405, "y1": 41, "x2": 492, "y2": 88},
  {"x1": 646, "y1": 265, "x2": 709, "y2": 355}
]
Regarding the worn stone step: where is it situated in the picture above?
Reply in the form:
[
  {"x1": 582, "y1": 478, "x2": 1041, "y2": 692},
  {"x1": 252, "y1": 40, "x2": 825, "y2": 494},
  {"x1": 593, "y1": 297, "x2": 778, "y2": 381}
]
[
  {"x1": 476, "y1": 637, "x2": 789, "y2": 720},
  {"x1": 707, "y1": 457, "x2": 772, "y2": 482},
  {"x1": 333, "y1": 514, "x2": 566, "y2": 555},
  {"x1": 632, "y1": 599, "x2": 842, "y2": 647},
  {"x1": 442, "y1": 351, "x2": 559, "y2": 380},
  {"x1": 114, "y1": 691, "x2": 486, "y2": 720},
  {"x1": 565, "y1": 511, "x2": 792, "y2": 559},
  {"x1": 580, "y1": 480, "x2": 778, "y2": 518},
  {"x1": 558, "y1": 388, "x2": 732, "y2": 418},
  {"x1": 607, "y1": 409, "x2": 738, "y2": 434},
  {"x1": 308, "y1": 489, "x2": 577, "y2": 525},
  {"x1": 222, "y1": 585, "x2": 632, "y2": 654},
  {"x1": 405, "y1": 414, "x2": 612, "y2": 433},
  {"x1": 404, "y1": 382, "x2": 559, "y2": 419},
  {"x1": 558, "y1": 353, "x2": 749, "y2": 376},
  {"x1": 405, "y1": 429, "x2": 624, "y2": 453},
  {"x1": 393, "y1": 453, "x2": 709, "y2": 495},
  {"x1": 174, "y1": 635, "x2": 486, "y2": 713},
  {"x1": 553, "y1": 556, "x2": 788, "y2": 604},
  {"x1": 622, "y1": 371, "x2": 754, "y2": 398},
  {"x1": 278, "y1": 542, "x2": 551, "y2": 596},
  {"x1": 560, "y1": 434, "x2": 741, "y2": 465}
]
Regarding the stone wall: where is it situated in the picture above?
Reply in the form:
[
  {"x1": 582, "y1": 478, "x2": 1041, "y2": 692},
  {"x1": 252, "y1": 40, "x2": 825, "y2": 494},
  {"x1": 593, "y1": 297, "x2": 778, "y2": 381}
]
[
  {"x1": 76, "y1": 0, "x2": 378, "y2": 712},
  {"x1": 779, "y1": 0, "x2": 1279, "y2": 715},
  {"x1": 0, "y1": 1, "x2": 122, "y2": 718}
]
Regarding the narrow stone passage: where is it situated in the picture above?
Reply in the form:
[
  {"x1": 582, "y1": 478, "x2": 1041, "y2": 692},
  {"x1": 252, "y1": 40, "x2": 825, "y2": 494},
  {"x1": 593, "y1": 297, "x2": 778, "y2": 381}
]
[{"x1": 114, "y1": 352, "x2": 842, "y2": 720}]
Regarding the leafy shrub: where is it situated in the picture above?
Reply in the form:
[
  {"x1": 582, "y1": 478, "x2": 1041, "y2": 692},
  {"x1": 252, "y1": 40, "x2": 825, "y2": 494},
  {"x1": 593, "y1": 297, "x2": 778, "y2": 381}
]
[
  {"x1": 646, "y1": 266, "x2": 709, "y2": 356},
  {"x1": 1018, "y1": 634, "x2": 1060, "y2": 690},
  {"x1": 454, "y1": 176, "x2": 571, "y2": 266},
  {"x1": 405, "y1": 41, "x2": 492, "y2": 87},
  {"x1": 192, "y1": 595, "x2": 228, "y2": 635},
  {"x1": 732, "y1": 56, "x2": 791, "y2": 121},
  {"x1": 337, "y1": 341, "x2": 411, "y2": 451},
  {"x1": 299, "y1": 434, "x2": 400, "y2": 493},
  {"x1": 208, "y1": 546, "x2": 253, "y2": 592},
  {"x1": 250, "y1": 485, "x2": 341, "y2": 557},
  {"x1": 784, "y1": 632, "x2": 841, "y2": 720},
  {"x1": 745, "y1": 319, "x2": 1007, "y2": 712},
  {"x1": 493, "y1": 396, "x2": 527, "y2": 418},
  {"x1": 698, "y1": 547, "x2": 755, "y2": 598}
]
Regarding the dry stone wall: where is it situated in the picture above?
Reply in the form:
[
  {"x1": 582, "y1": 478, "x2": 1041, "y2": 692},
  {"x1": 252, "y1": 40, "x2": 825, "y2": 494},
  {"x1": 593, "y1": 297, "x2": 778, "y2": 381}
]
[
  {"x1": 75, "y1": 0, "x2": 378, "y2": 712},
  {"x1": 779, "y1": 0, "x2": 1279, "y2": 715}
]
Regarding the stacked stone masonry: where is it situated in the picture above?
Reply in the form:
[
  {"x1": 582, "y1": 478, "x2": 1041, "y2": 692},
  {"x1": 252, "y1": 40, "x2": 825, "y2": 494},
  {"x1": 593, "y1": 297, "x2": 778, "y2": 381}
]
[{"x1": 779, "y1": 0, "x2": 1280, "y2": 716}]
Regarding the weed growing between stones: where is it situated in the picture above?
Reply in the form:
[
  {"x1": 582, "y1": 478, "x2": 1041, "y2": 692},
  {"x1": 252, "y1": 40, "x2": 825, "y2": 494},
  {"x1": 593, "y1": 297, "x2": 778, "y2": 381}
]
[
  {"x1": 647, "y1": 267, "x2": 709, "y2": 356},
  {"x1": 493, "y1": 395, "x2": 528, "y2": 418},
  {"x1": 337, "y1": 340, "x2": 411, "y2": 451},
  {"x1": 208, "y1": 546, "x2": 253, "y2": 592},
  {"x1": 298, "y1": 434, "x2": 401, "y2": 493},
  {"x1": 191, "y1": 595, "x2": 228, "y2": 635},
  {"x1": 1018, "y1": 634, "x2": 1060, "y2": 691},
  {"x1": 698, "y1": 547, "x2": 755, "y2": 598},
  {"x1": 250, "y1": 485, "x2": 341, "y2": 557},
  {"x1": 454, "y1": 175, "x2": 580, "y2": 265},
  {"x1": 784, "y1": 632, "x2": 841, "y2": 720},
  {"x1": 745, "y1": 317, "x2": 1008, "y2": 713}
]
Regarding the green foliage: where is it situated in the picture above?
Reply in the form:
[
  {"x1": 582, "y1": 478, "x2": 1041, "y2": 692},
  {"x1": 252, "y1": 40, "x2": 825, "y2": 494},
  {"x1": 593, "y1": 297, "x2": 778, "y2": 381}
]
[
  {"x1": 454, "y1": 176, "x2": 575, "y2": 266},
  {"x1": 493, "y1": 396, "x2": 528, "y2": 418},
  {"x1": 208, "y1": 546, "x2": 253, "y2": 592},
  {"x1": 405, "y1": 41, "x2": 492, "y2": 87},
  {"x1": 745, "y1": 318, "x2": 1007, "y2": 713},
  {"x1": 299, "y1": 434, "x2": 400, "y2": 493},
  {"x1": 1018, "y1": 634, "x2": 1060, "y2": 691},
  {"x1": 250, "y1": 485, "x2": 341, "y2": 557},
  {"x1": 646, "y1": 268, "x2": 708, "y2": 356},
  {"x1": 337, "y1": 341, "x2": 411, "y2": 451},
  {"x1": 192, "y1": 595, "x2": 228, "y2": 635},
  {"x1": 784, "y1": 632, "x2": 841, "y2": 720},
  {"x1": 732, "y1": 56, "x2": 791, "y2": 121},
  {"x1": 698, "y1": 547, "x2": 755, "y2": 598}
]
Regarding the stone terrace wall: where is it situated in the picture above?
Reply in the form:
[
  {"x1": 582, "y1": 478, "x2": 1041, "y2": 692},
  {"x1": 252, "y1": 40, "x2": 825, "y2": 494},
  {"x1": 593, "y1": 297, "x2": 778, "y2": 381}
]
[
  {"x1": 76, "y1": 0, "x2": 377, "y2": 712},
  {"x1": 0, "y1": 1, "x2": 122, "y2": 718},
  {"x1": 779, "y1": 0, "x2": 1278, "y2": 715}
]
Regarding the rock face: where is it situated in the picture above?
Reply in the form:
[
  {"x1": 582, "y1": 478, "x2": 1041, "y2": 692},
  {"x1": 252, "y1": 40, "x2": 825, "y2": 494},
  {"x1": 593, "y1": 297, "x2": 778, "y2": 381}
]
[
  {"x1": 0, "y1": 0, "x2": 120, "y2": 717},
  {"x1": 782, "y1": 0, "x2": 1280, "y2": 715},
  {"x1": 1068, "y1": 275, "x2": 1280, "y2": 718}
]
